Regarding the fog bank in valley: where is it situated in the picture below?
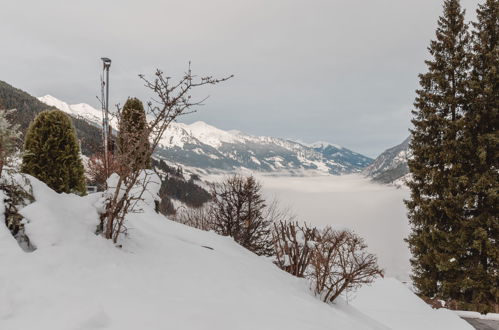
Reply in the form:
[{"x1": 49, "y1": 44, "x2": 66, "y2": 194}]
[{"x1": 259, "y1": 174, "x2": 411, "y2": 282}]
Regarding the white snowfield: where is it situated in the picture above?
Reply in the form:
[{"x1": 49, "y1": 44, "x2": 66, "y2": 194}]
[{"x1": 0, "y1": 176, "x2": 472, "y2": 330}]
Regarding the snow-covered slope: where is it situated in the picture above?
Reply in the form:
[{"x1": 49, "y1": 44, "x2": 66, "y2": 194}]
[
  {"x1": 363, "y1": 137, "x2": 410, "y2": 184},
  {"x1": 38, "y1": 95, "x2": 109, "y2": 127},
  {"x1": 38, "y1": 95, "x2": 373, "y2": 175},
  {"x1": 351, "y1": 278, "x2": 473, "y2": 330},
  {"x1": 0, "y1": 176, "x2": 472, "y2": 330}
]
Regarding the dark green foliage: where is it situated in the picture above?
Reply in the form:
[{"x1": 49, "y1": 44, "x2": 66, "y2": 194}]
[
  {"x1": 151, "y1": 159, "x2": 210, "y2": 214},
  {"x1": 159, "y1": 175, "x2": 211, "y2": 208},
  {"x1": 21, "y1": 110, "x2": 86, "y2": 195},
  {"x1": 406, "y1": 0, "x2": 471, "y2": 303},
  {"x1": 152, "y1": 158, "x2": 184, "y2": 178},
  {"x1": 118, "y1": 97, "x2": 151, "y2": 171},
  {"x1": 209, "y1": 175, "x2": 273, "y2": 256},
  {"x1": 372, "y1": 163, "x2": 409, "y2": 184},
  {"x1": 407, "y1": 0, "x2": 498, "y2": 313},
  {"x1": 0, "y1": 80, "x2": 102, "y2": 156},
  {"x1": 156, "y1": 195, "x2": 176, "y2": 216},
  {"x1": 459, "y1": 0, "x2": 498, "y2": 313},
  {"x1": 0, "y1": 109, "x2": 21, "y2": 177},
  {"x1": 1, "y1": 179, "x2": 35, "y2": 251},
  {"x1": 190, "y1": 174, "x2": 201, "y2": 181}
]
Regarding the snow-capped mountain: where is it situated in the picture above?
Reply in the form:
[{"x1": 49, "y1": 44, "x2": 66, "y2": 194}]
[
  {"x1": 363, "y1": 137, "x2": 410, "y2": 184},
  {"x1": 38, "y1": 95, "x2": 111, "y2": 127},
  {"x1": 38, "y1": 95, "x2": 373, "y2": 175}
]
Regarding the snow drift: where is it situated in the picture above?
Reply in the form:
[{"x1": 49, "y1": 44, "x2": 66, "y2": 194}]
[{"x1": 0, "y1": 176, "x2": 472, "y2": 330}]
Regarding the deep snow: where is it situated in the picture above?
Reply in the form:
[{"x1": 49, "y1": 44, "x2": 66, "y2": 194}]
[{"x1": 0, "y1": 175, "x2": 472, "y2": 330}]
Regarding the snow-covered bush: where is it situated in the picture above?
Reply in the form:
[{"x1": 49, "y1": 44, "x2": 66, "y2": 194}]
[
  {"x1": 1, "y1": 173, "x2": 35, "y2": 251},
  {"x1": 272, "y1": 221, "x2": 383, "y2": 303},
  {"x1": 309, "y1": 228, "x2": 384, "y2": 303},
  {"x1": 98, "y1": 170, "x2": 160, "y2": 241},
  {"x1": 272, "y1": 221, "x2": 317, "y2": 277}
]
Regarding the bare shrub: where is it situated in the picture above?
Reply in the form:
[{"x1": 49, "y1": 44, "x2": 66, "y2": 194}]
[
  {"x1": 272, "y1": 222, "x2": 383, "y2": 303},
  {"x1": 87, "y1": 151, "x2": 119, "y2": 189},
  {"x1": 101, "y1": 65, "x2": 232, "y2": 243},
  {"x1": 272, "y1": 221, "x2": 318, "y2": 277},
  {"x1": 174, "y1": 205, "x2": 213, "y2": 231},
  {"x1": 309, "y1": 228, "x2": 384, "y2": 303}
]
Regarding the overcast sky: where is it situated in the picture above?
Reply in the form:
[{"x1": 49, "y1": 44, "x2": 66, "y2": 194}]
[{"x1": 0, "y1": 0, "x2": 480, "y2": 157}]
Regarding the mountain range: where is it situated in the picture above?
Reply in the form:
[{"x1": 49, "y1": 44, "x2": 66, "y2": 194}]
[
  {"x1": 363, "y1": 137, "x2": 410, "y2": 184},
  {"x1": 1, "y1": 80, "x2": 411, "y2": 183},
  {"x1": 38, "y1": 95, "x2": 374, "y2": 175}
]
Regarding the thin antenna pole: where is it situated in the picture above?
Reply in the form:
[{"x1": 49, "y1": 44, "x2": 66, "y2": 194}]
[{"x1": 100, "y1": 57, "x2": 112, "y2": 182}]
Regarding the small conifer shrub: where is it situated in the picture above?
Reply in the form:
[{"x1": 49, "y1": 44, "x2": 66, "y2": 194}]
[{"x1": 21, "y1": 110, "x2": 86, "y2": 195}]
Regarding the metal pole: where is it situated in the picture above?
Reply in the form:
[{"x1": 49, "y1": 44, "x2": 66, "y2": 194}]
[{"x1": 100, "y1": 57, "x2": 111, "y2": 181}]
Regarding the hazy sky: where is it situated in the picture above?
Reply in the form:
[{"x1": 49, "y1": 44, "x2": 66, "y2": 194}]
[{"x1": 0, "y1": 0, "x2": 479, "y2": 157}]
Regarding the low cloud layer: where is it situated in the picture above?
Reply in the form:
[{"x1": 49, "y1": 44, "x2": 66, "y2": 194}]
[{"x1": 259, "y1": 174, "x2": 411, "y2": 281}]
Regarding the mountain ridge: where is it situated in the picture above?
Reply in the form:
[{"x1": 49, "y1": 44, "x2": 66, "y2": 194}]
[
  {"x1": 363, "y1": 137, "x2": 410, "y2": 184},
  {"x1": 38, "y1": 95, "x2": 374, "y2": 175},
  {"x1": 0, "y1": 81, "x2": 102, "y2": 155}
]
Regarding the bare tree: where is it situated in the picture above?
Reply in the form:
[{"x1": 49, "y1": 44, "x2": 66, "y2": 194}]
[
  {"x1": 309, "y1": 228, "x2": 384, "y2": 303},
  {"x1": 101, "y1": 64, "x2": 232, "y2": 243},
  {"x1": 208, "y1": 174, "x2": 273, "y2": 256}
]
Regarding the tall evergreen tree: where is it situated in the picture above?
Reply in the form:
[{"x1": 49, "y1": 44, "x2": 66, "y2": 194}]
[
  {"x1": 117, "y1": 97, "x2": 151, "y2": 173},
  {"x1": 406, "y1": 0, "x2": 471, "y2": 304},
  {"x1": 460, "y1": 0, "x2": 498, "y2": 313},
  {"x1": 21, "y1": 110, "x2": 86, "y2": 195}
]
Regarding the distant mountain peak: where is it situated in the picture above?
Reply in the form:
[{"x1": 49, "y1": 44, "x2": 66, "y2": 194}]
[
  {"x1": 38, "y1": 94, "x2": 373, "y2": 175},
  {"x1": 363, "y1": 137, "x2": 411, "y2": 184},
  {"x1": 38, "y1": 95, "x2": 113, "y2": 128},
  {"x1": 182, "y1": 120, "x2": 245, "y2": 148},
  {"x1": 288, "y1": 139, "x2": 344, "y2": 150},
  {"x1": 310, "y1": 141, "x2": 343, "y2": 150}
]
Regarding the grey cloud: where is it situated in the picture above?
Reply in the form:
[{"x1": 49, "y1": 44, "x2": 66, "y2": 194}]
[{"x1": 0, "y1": 0, "x2": 480, "y2": 157}]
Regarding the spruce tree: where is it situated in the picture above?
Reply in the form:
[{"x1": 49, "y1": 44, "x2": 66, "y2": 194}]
[
  {"x1": 21, "y1": 110, "x2": 86, "y2": 195},
  {"x1": 406, "y1": 0, "x2": 471, "y2": 303},
  {"x1": 117, "y1": 97, "x2": 150, "y2": 172},
  {"x1": 460, "y1": 0, "x2": 498, "y2": 313}
]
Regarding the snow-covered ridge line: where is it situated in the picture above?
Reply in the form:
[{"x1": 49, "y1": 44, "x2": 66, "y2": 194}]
[
  {"x1": 38, "y1": 95, "x2": 373, "y2": 175},
  {"x1": 453, "y1": 310, "x2": 499, "y2": 321},
  {"x1": 38, "y1": 95, "x2": 336, "y2": 150},
  {"x1": 363, "y1": 136, "x2": 411, "y2": 184},
  {"x1": 38, "y1": 95, "x2": 108, "y2": 127}
]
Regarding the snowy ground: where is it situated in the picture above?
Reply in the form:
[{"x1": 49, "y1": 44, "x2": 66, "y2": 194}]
[
  {"x1": 0, "y1": 175, "x2": 472, "y2": 330},
  {"x1": 258, "y1": 174, "x2": 411, "y2": 282}
]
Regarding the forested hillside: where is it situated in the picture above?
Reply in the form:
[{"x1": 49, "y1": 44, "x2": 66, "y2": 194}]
[
  {"x1": 0, "y1": 80, "x2": 101, "y2": 155},
  {"x1": 0, "y1": 80, "x2": 211, "y2": 211}
]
